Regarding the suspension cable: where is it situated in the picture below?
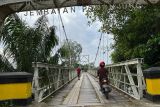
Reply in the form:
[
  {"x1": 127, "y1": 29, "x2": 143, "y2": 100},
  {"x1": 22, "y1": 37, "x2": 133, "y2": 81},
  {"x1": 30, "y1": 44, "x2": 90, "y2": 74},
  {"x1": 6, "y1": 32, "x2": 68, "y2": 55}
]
[
  {"x1": 57, "y1": 10, "x2": 69, "y2": 44},
  {"x1": 94, "y1": 32, "x2": 103, "y2": 65},
  {"x1": 57, "y1": 9, "x2": 72, "y2": 65}
]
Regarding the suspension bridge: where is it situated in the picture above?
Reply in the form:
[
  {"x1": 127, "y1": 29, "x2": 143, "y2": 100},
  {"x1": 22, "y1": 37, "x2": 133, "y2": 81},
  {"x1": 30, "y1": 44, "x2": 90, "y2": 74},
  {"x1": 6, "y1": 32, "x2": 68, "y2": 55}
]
[
  {"x1": 1, "y1": 59, "x2": 159, "y2": 107},
  {"x1": 0, "y1": 0, "x2": 160, "y2": 107},
  {"x1": 29, "y1": 59, "x2": 158, "y2": 107}
]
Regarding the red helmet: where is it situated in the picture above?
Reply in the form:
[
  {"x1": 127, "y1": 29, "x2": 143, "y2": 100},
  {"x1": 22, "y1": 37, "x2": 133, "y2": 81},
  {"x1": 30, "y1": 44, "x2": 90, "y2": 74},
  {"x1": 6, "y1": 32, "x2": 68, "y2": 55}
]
[{"x1": 99, "y1": 61, "x2": 105, "y2": 68}]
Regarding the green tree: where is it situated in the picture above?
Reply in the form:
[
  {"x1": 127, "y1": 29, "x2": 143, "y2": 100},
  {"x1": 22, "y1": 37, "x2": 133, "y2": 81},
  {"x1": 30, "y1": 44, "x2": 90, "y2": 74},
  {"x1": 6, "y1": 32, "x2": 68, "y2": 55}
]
[
  {"x1": 0, "y1": 14, "x2": 59, "y2": 72},
  {"x1": 0, "y1": 54, "x2": 15, "y2": 72},
  {"x1": 87, "y1": 5, "x2": 160, "y2": 67},
  {"x1": 59, "y1": 40, "x2": 82, "y2": 66}
]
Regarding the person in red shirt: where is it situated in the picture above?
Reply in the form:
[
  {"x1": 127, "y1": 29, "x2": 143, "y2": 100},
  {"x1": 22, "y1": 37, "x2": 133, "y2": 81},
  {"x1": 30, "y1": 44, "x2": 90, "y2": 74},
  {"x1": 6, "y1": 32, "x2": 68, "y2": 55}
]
[
  {"x1": 97, "y1": 61, "x2": 109, "y2": 90},
  {"x1": 76, "y1": 67, "x2": 81, "y2": 80}
]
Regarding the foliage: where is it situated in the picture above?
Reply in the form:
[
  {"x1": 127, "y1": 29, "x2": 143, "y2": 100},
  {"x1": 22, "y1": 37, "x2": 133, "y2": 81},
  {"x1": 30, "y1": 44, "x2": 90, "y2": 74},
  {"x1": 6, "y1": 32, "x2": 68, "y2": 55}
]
[
  {"x1": 0, "y1": 54, "x2": 15, "y2": 72},
  {"x1": 0, "y1": 14, "x2": 59, "y2": 72},
  {"x1": 59, "y1": 40, "x2": 82, "y2": 66},
  {"x1": 86, "y1": 5, "x2": 134, "y2": 32},
  {"x1": 86, "y1": 5, "x2": 160, "y2": 67},
  {"x1": 34, "y1": 16, "x2": 58, "y2": 62},
  {"x1": 144, "y1": 33, "x2": 160, "y2": 67}
]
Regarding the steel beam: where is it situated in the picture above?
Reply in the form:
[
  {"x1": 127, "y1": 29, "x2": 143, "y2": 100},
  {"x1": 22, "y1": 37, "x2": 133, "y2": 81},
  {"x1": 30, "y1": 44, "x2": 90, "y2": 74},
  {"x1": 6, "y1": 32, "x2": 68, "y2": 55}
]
[{"x1": 88, "y1": 58, "x2": 145, "y2": 100}]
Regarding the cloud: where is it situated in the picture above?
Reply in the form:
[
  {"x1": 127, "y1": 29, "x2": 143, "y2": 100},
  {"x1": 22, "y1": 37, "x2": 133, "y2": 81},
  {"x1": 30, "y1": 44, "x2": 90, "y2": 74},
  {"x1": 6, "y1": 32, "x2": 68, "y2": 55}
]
[{"x1": 17, "y1": 7, "x2": 114, "y2": 66}]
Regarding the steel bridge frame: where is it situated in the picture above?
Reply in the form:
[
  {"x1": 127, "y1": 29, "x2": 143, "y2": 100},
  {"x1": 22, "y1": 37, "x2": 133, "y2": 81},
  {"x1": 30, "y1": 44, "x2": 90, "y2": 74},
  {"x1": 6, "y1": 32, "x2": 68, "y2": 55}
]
[
  {"x1": 32, "y1": 62, "x2": 77, "y2": 102},
  {"x1": 88, "y1": 58, "x2": 146, "y2": 100},
  {"x1": 32, "y1": 58, "x2": 145, "y2": 102}
]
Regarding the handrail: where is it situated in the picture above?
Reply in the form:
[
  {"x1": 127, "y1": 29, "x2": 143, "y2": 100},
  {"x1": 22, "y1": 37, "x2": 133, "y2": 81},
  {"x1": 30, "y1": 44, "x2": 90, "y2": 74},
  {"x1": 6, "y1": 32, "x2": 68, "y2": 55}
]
[
  {"x1": 88, "y1": 58, "x2": 146, "y2": 100},
  {"x1": 32, "y1": 62, "x2": 77, "y2": 102},
  {"x1": 106, "y1": 58, "x2": 143, "y2": 67}
]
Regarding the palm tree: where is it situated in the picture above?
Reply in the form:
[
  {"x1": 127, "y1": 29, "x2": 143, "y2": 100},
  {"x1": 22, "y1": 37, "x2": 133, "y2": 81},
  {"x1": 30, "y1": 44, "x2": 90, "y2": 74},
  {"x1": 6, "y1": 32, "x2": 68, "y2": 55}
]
[
  {"x1": 0, "y1": 54, "x2": 15, "y2": 72},
  {"x1": 34, "y1": 16, "x2": 58, "y2": 62},
  {"x1": 0, "y1": 14, "x2": 59, "y2": 73}
]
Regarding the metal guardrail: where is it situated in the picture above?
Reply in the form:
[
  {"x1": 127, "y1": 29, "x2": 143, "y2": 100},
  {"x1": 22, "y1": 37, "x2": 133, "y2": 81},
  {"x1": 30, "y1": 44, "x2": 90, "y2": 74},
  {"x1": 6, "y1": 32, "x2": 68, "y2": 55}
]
[
  {"x1": 88, "y1": 58, "x2": 146, "y2": 100},
  {"x1": 32, "y1": 62, "x2": 77, "y2": 102}
]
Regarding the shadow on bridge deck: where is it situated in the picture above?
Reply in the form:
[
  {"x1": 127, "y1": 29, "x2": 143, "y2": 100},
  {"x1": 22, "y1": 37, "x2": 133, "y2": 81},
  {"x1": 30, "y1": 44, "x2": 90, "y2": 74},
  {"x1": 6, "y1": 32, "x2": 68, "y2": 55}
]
[{"x1": 28, "y1": 72, "x2": 160, "y2": 107}]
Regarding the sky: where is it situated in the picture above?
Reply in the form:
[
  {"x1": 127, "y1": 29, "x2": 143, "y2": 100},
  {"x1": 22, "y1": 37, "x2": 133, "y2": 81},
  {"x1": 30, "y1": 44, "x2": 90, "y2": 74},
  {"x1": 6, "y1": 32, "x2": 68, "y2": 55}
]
[{"x1": 15, "y1": 6, "x2": 114, "y2": 66}]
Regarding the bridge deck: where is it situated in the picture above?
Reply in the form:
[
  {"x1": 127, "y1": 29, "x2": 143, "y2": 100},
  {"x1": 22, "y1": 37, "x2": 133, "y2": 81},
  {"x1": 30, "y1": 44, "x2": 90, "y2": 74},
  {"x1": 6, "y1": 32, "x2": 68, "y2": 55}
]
[{"x1": 29, "y1": 72, "x2": 160, "y2": 107}]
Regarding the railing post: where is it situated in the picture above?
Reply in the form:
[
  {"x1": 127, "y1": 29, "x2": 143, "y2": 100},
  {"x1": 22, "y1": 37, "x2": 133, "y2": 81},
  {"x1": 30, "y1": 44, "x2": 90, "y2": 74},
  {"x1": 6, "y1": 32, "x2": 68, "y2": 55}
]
[
  {"x1": 113, "y1": 67, "x2": 116, "y2": 86},
  {"x1": 71, "y1": 69, "x2": 73, "y2": 80},
  {"x1": 124, "y1": 69, "x2": 126, "y2": 92},
  {"x1": 137, "y1": 62, "x2": 144, "y2": 98},
  {"x1": 125, "y1": 65, "x2": 139, "y2": 99},
  {"x1": 33, "y1": 64, "x2": 39, "y2": 102},
  {"x1": 115, "y1": 67, "x2": 118, "y2": 87},
  {"x1": 57, "y1": 68, "x2": 61, "y2": 88},
  {"x1": 117, "y1": 67, "x2": 123, "y2": 88},
  {"x1": 69, "y1": 68, "x2": 72, "y2": 81},
  {"x1": 46, "y1": 66, "x2": 51, "y2": 94},
  {"x1": 68, "y1": 68, "x2": 70, "y2": 81}
]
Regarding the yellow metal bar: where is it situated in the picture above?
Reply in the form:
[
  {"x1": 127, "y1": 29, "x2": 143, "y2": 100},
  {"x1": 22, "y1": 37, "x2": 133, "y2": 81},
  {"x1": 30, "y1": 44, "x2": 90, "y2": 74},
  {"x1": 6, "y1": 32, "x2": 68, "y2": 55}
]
[
  {"x1": 0, "y1": 83, "x2": 31, "y2": 100},
  {"x1": 146, "y1": 79, "x2": 160, "y2": 95}
]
